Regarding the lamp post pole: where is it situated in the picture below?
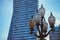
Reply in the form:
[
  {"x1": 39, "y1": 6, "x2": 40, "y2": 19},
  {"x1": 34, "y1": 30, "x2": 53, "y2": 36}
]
[
  {"x1": 35, "y1": 16, "x2": 47, "y2": 40},
  {"x1": 29, "y1": 4, "x2": 56, "y2": 40}
]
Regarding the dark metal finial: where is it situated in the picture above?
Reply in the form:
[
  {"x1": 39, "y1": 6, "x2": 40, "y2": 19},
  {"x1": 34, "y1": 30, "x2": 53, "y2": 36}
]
[
  {"x1": 50, "y1": 12, "x2": 53, "y2": 16},
  {"x1": 41, "y1": 4, "x2": 43, "y2": 8}
]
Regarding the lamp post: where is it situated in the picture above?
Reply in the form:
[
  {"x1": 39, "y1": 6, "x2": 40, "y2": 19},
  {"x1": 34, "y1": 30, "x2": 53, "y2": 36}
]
[{"x1": 29, "y1": 4, "x2": 56, "y2": 40}]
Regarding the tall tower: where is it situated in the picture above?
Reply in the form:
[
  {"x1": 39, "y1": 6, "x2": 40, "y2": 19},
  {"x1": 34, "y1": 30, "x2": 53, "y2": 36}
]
[
  {"x1": 49, "y1": 27, "x2": 60, "y2": 40},
  {"x1": 7, "y1": 0, "x2": 38, "y2": 40}
]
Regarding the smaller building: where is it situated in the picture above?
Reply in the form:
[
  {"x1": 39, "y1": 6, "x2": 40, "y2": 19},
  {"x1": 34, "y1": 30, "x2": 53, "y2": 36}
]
[{"x1": 49, "y1": 25, "x2": 60, "y2": 40}]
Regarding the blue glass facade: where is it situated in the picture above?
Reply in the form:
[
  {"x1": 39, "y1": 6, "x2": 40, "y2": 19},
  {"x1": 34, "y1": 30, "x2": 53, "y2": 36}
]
[
  {"x1": 49, "y1": 27, "x2": 60, "y2": 40},
  {"x1": 8, "y1": 0, "x2": 38, "y2": 40}
]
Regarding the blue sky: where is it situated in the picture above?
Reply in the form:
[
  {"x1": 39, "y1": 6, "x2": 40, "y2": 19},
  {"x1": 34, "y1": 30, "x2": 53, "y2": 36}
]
[
  {"x1": 0, "y1": 0, "x2": 13, "y2": 40},
  {"x1": 0, "y1": 0, "x2": 60, "y2": 40}
]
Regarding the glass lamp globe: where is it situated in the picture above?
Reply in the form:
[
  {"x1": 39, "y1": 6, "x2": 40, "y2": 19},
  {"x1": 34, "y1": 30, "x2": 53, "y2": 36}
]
[
  {"x1": 38, "y1": 4, "x2": 45, "y2": 17},
  {"x1": 33, "y1": 13, "x2": 41, "y2": 24},
  {"x1": 48, "y1": 12, "x2": 55, "y2": 28},
  {"x1": 43, "y1": 20, "x2": 48, "y2": 33},
  {"x1": 29, "y1": 19, "x2": 35, "y2": 31}
]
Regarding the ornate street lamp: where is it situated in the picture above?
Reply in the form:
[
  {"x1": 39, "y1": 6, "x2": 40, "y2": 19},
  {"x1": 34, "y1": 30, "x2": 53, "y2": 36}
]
[{"x1": 29, "y1": 4, "x2": 56, "y2": 40}]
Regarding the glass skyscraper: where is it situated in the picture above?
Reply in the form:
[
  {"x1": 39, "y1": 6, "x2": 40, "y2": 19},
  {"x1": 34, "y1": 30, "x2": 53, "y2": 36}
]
[
  {"x1": 7, "y1": 0, "x2": 38, "y2": 40},
  {"x1": 49, "y1": 27, "x2": 60, "y2": 40}
]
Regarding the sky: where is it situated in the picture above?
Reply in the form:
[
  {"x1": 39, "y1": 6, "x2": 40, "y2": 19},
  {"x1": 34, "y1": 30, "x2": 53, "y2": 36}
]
[{"x1": 0, "y1": 0, "x2": 60, "y2": 40}]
